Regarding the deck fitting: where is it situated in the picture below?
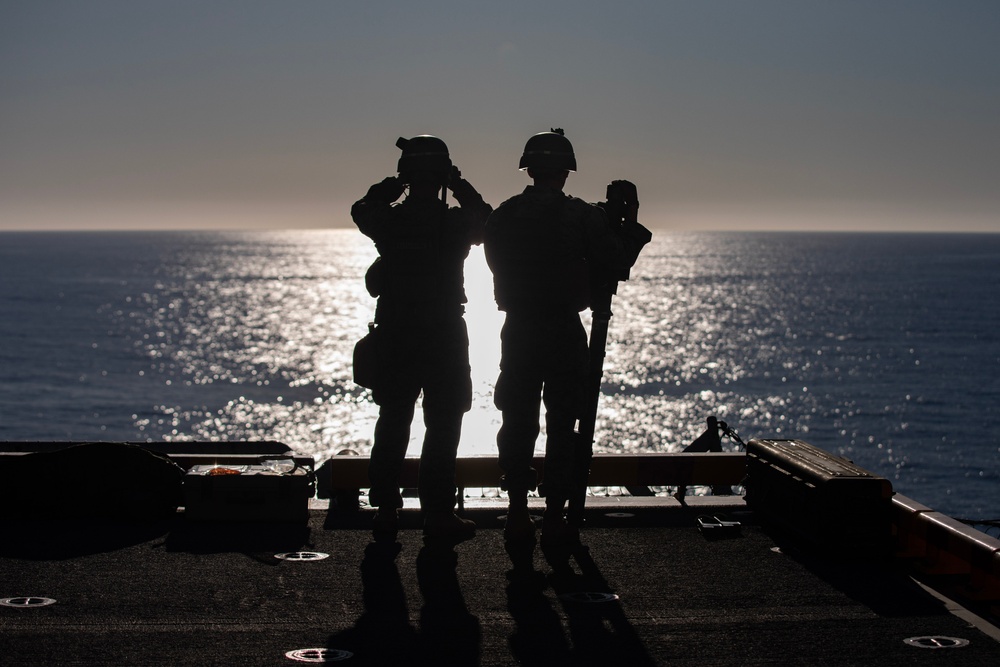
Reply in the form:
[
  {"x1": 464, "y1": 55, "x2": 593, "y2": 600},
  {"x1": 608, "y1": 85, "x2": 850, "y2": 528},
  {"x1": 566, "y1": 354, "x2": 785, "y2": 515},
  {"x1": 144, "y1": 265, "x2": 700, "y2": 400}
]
[
  {"x1": 903, "y1": 636, "x2": 970, "y2": 649},
  {"x1": 274, "y1": 552, "x2": 329, "y2": 562},
  {"x1": 285, "y1": 648, "x2": 353, "y2": 662},
  {"x1": 0, "y1": 597, "x2": 56, "y2": 608}
]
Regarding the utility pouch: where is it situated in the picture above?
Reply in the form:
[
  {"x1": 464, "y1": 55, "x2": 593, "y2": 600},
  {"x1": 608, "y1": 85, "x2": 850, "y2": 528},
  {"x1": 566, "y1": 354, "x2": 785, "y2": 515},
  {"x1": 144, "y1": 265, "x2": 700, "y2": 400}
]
[
  {"x1": 364, "y1": 258, "x2": 384, "y2": 297},
  {"x1": 352, "y1": 323, "x2": 381, "y2": 389}
]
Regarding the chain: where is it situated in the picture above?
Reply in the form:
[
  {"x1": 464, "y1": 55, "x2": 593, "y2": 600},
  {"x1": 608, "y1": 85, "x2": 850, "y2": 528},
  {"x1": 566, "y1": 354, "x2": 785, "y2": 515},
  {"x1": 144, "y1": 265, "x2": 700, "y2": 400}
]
[{"x1": 717, "y1": 420, "x2": 747, "y2": 450}]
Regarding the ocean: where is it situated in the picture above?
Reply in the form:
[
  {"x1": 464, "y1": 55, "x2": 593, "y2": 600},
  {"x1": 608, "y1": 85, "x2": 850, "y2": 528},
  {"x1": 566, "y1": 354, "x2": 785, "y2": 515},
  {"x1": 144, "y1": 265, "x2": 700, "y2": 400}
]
[{"x1": 1, "y1": 230, "x2": 998, "y2": 521}]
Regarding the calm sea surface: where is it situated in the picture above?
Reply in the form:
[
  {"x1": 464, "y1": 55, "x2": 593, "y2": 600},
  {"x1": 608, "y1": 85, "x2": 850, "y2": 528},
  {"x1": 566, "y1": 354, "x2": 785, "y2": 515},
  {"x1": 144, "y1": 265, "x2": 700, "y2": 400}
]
[{"x1": 1, "y1": 230, "x2": 998, "y2": 520}]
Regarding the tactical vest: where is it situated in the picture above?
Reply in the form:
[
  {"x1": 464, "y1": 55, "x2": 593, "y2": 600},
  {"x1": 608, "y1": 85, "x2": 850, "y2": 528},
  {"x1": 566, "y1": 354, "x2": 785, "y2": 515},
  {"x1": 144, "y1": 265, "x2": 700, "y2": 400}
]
[
  {"x1": 487, "y1": 195, "x2": 591, "y2": 314},
  {"x1": 370, "y1": 199, "x2": 469, "y2": 323}
]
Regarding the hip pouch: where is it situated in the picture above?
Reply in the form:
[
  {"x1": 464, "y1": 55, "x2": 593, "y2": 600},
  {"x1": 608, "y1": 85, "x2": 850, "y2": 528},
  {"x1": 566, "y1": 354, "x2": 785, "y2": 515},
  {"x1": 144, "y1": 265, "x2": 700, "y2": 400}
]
[{"x1": 352, "y1": 323, "x2": 381, "y2": 390}]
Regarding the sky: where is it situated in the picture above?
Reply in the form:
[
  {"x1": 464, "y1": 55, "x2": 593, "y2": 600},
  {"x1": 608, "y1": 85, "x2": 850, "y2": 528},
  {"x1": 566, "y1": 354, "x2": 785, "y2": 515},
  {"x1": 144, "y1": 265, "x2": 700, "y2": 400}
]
[{"x1": 2, "y1": 1, "x2": 999, "y2": 232}]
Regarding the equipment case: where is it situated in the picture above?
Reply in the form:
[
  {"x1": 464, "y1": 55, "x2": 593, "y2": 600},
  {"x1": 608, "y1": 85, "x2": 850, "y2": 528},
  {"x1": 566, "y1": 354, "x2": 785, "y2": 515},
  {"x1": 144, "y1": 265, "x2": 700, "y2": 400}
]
[
  {"x1": 745, "y1": 438, "x2": 893, "y2": 556},
  {"x1": 182, "y1": 463, "x2": 314, "y2": 523}
]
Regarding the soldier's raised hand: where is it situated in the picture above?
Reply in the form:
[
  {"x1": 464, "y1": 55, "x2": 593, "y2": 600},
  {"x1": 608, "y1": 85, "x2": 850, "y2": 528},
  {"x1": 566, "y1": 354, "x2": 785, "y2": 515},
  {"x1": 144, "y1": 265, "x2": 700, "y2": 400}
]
[
  {"x1": 446, "y1": 165, "x2": 463, "y2": 190},
  {"x1": 367, "y1": 176, "x2": 406, "y2": 203}
]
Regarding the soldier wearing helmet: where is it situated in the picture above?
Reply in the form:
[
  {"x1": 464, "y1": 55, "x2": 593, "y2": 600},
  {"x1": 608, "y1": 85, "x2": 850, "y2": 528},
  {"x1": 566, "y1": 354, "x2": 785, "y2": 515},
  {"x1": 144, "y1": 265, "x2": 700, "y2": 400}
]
[
  {"x1": 484, "y1": 129, "x2": 651, "y2": 547},
  {"x1": 352, "y1": 134, "x2": 492, "y2": 542}
]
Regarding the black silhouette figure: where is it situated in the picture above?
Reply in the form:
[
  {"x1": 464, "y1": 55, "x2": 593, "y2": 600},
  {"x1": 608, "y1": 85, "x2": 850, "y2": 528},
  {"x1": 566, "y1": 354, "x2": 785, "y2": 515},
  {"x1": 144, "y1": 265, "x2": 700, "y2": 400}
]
[
  {"x1": 352, "y1": 135, "x2": 492, "y2": 542},
  {"x1": 484, "y1": 129, "x2": 651, "y2": 548}
]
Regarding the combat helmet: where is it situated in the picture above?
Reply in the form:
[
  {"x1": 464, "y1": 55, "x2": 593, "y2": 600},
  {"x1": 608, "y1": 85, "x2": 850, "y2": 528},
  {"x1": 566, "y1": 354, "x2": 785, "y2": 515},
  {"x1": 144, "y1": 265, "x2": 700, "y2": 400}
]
[
  {"x1": 396, "y1": 135, "x2": 452, "y2": 178},
  {"x1": 518, "y1": 128, "x2": 577, "y2": 172}
]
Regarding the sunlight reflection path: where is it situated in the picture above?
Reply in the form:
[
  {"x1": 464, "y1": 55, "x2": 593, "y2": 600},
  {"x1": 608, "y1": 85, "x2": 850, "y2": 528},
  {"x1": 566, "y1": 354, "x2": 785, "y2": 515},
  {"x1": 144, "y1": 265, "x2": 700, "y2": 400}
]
[
  {"x1": 126, "y1": 231, "x2": 798, "y2": 460},
  {"x1": 113, "y1": 231, "x2": 1000, "y2": 518},
  {"x1": 8, "y1": 230, "x2": 992, "y2": 518}
]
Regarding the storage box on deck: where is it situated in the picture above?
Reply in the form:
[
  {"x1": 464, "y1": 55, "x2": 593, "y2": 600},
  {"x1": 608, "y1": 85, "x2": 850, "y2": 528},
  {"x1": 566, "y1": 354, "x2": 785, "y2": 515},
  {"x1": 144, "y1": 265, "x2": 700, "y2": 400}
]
[
  {"x1": 745, "y1": 439, "x2": 893, "y2": 556},
  {"x1": 182, "y1": 464, "x2": 314, "y2": 523}
]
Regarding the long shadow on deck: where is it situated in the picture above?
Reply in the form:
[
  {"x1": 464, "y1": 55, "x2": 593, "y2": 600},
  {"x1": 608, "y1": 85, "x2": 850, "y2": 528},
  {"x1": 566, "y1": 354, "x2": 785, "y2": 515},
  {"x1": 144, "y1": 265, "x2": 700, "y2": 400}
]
[
  {"x1": 325, "y1": 541, "x2": 418, "y2": 665},
  {"x1": 546, "y1": 543, "x2": 658, "y2": 667},
  {"x1": 326, "y1": 540, "x2": 483, "y2": 666}
]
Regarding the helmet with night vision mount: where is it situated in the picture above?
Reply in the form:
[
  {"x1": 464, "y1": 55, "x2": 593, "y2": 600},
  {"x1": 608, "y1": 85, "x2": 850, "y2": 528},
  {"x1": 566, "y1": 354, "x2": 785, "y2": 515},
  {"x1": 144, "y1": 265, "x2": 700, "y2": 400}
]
[
  {"x1": 518, "y1": 128, "x2": 577, "y2": 172},
  {"x1": 396, "y1": 135, "x2": 452, "y2": 179}
]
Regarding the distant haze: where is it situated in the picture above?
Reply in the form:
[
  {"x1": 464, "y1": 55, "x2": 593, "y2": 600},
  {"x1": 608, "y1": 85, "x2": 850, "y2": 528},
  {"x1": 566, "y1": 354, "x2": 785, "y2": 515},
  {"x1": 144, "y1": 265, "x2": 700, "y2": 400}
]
[{"x1": 2, "y1": 1, "x2": 998, "y2": 232}]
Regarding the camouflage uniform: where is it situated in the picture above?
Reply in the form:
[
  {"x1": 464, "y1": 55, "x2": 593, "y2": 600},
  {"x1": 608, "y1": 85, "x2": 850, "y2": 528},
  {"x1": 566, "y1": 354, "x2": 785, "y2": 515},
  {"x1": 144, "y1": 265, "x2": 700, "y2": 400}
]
[
  {"x1": 352, "y1": 179, "x2": 491, "y2": 512},
  {"x1": 484, "y1": 184, "x2": 651, "y2": 505}
]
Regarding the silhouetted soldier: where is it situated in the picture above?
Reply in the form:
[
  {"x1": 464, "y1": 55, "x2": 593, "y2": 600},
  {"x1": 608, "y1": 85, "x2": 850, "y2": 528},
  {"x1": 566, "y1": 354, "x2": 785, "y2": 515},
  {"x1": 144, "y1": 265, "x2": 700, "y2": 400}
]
[
  {"x1": 352, "y1": 135, "x2": 492, "y2": 542},
  {"x1": 484, "y1": 129, "x2": 651, "y2": 546}
]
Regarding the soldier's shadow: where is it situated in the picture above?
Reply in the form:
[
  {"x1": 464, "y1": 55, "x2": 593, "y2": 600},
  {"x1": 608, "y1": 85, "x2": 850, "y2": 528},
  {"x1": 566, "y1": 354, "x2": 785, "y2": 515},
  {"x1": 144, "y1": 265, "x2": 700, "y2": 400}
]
[
  {"x1": 416, "y1": 540, "x2": 482, "y2": 666},
  {"x1": 326, "y1": 539, "x2": 481, "y2": 666},
  {"x1": 505, "y1": 539, "x2": 572, "y2": 666},
  {"x1": 326, "y1": 541, "x2": 417, "y2": 666},
  {"x1": 542, "y1": 542, "x2": 658, "y2": 667}
]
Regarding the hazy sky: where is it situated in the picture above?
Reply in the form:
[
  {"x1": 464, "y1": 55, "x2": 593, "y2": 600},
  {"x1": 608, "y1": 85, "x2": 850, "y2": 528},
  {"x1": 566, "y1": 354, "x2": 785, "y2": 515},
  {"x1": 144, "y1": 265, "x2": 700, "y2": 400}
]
[{"x1": 2, "y1": 1, "x2": 999, "y2": 232}]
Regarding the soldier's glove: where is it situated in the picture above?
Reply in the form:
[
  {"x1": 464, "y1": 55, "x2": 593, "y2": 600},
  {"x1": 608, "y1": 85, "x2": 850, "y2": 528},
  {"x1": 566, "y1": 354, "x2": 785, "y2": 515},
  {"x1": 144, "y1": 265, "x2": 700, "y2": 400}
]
[
  {"x1": 446, "y1": 165, "x2": 478, "y2": 200},
  {"x1": 366, "y1": 176, "x2": 406, "y2": 203},
  {"x1": 446, "y1": 165, "x2": 466, "y2": 191}
]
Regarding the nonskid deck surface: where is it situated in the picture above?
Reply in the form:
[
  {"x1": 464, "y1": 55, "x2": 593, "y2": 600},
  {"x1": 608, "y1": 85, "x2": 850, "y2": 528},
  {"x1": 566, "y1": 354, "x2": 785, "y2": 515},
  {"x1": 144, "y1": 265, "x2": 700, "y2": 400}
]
[{"x1": 1, "y1": 503, "x2": 998, "y2": 666}]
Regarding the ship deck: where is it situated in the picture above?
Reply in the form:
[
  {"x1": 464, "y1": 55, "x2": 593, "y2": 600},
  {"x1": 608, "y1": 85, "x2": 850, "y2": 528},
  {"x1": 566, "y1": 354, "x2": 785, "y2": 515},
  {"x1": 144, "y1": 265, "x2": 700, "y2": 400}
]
[{"x1": 3, "y1": 496, "x2": 999, "y2": 666}]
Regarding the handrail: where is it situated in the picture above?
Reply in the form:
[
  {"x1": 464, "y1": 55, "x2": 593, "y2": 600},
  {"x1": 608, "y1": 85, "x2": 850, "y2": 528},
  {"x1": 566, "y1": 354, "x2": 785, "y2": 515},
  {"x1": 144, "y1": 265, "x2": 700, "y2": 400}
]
[{"x1": 319, "y1": 452, "x2": 746, "y2": 497}]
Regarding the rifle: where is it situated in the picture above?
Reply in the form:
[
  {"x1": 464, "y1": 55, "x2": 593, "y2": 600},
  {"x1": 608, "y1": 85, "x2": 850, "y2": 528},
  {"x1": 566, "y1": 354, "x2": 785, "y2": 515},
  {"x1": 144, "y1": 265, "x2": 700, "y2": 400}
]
[
  {"x1": 566, "y1": 276, "x2": 617, "y2": 530},
  {"x1": 566, "y1": 180, "x2": 638, "y2": 531}
]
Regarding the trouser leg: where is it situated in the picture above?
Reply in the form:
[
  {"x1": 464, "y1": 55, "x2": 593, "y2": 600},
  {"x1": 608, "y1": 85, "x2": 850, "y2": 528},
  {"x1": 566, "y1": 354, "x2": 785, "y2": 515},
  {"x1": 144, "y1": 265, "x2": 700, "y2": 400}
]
[
  {"x1": 539, "y1": 385, "x2": 580, "y2": 504},
  {"x1": 496, "y1": 389, "x2": 542, "y2": 497},
  {"x1": 497, "y1": 395, "x2": 541, "y2": 543},
  {"x1": 368, "y1": 400, "x2": 415, "y2": 509},
  {"x1": 418, "y1": 406, "x2": 464, "y2": 511},
  {"x1": 495, "y1": 320, "x2": 544, "y2": 498},
  {"x1": 416, "y1": 316, "x2": 471, "y2": 512}
]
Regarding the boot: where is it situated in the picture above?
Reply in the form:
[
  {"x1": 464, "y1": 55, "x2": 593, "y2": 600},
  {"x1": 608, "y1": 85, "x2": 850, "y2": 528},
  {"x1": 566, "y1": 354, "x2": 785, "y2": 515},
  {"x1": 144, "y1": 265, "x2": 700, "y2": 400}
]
[
  {"x1": 372, "y1": 508, "x2": 399, "y2": 542},
  {"x1": 541, "y1": 500, "x2": 578, "y2": 548},
  {"x1": 423, "y1": 510, "x2": 476, "y2": 542},
  {"x1": 503, "y1": 493, "x2": 536, "y2": 543}
]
